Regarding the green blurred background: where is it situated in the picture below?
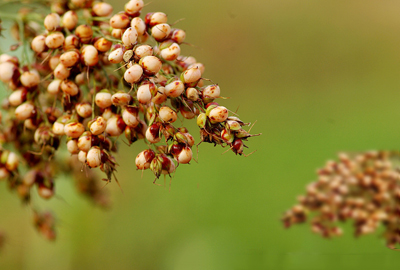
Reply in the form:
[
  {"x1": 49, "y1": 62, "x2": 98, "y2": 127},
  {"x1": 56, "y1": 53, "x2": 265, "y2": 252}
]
[{"x1": 2, "y1": 0, "x2": 400, "y2": 269}]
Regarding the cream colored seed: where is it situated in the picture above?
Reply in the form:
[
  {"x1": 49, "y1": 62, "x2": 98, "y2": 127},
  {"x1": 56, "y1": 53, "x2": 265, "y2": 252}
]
[
  {"x1": 54, "y1": 63, "x2": 70, "y2": 80},
  {"x1": 150, "y1": 12, "x2": 168, "y2": 26},
  {"x1": 0, "y1": 54, "x2": 13, "y2": 63},
  {"x1": 95, "y1": 92, "x2": 112, "y2": 109},
  {"x1": 188, "y1": 63, "x2": 205, "y2": 74},
  {"x1": 94, "y1": 38, "x2": 112, "y2": 52},
  {"x1": 75, "y1": 25, "x2": 93, "y2": 43},
  {"x1": 159, "y1": 106, "x2": 177, "y2": 123},
  {"x1": 125, "y1": 0, "x2": 144, "y2": 15},
  {"x1": 44, "y1": 13, "x2": 60, "y2": 31},
  {"x1": 135, "y1": 150, "x2": 151, "y2": 170},
  {"x1": 131, "y1": 17, "x2": 146, "y2": 36},
  {"x1": 108, "y1": 48, "x2": 124, "y2": 64},
  {"x1": 9, "y1": 89, "x2": 25, "y2": 106},
  {"x1": 109, "y1": 14, "x2": 130, "y2": 29},
  {"x1": 140, "y1": 56, "x2": 162, "y2": 75},
  {"x1": 87, "y1": 147, "x2": 102, "y2": 168},
  {"x1": 52, "y1": 122, "x2": 65, "y2": 135},
  {"x1": 151, "y1": 23, "x2": 171, "y2": 41},
  {"x1": 122, "y1": 27, "x2": 138, "y2": 48},
  {"x1": 62, "y1": 11, "x2": 78, "y2": 30},
  {"x1": 124, "y1": 64, "x2": 143, "y2": 84},
  {"x1": 160, "y1": 43, "x2": 181, "y2": 61},
  {"x1": 165, "y1": 80, "x2": 184, "y2": 98},
  {"x1": 90, "y1": 116, "x2": 107, "y2": 135},
  {"x1": 76, "y1": 103, "x2": 92, "y2": 118},
  {"x1": 106, "y1": 116, "x2": 123, "y2": 136},
  {"x1": 177, "y1": 147, "x2": 192, "y2": 164},
  {"x1": 137, "y1": 84, "x2": 152, "y2": 104},
  {"x1": 82, "y1": 45, "x2": 99, "y2": 66},
  {"x1": 61, "y1": 80, "x2": 79, "y2": 96},
  {"x1": 152, "y1": 86, "x2": 167, "y2": 104},
  {"x1": 0, "y1": 62, "x2": 16, "y2": 83},
  {"x1": 92, "y1": 2, "x2": 113, "y2": 17},
  {"x1": 78, "y1": 150, "x2": 87, "y2": 164},
  {"x1": 186, "y1": 88, "x2": 199, "y2": 101},
  {"x1": 171, "y1": 29, "x2": 186, "y2": 44},
  {"x1": 47, "y1": 79, "x2": 61, "y2": 95},
  {"x1": 203, "y1": 84, "x2": 220, "y2": 99},
  {"x1": 49, "y1": 55, "x2": 60, "y2": 70},
  {"x1": 145, "y1": 126, "x2": 161, "y2": 143},
  {"x1": 111, "y1": 92, "x2": 132, "y2": 106},
  {"x1": 111, "y1": 29, "x2": 123, "y2": 39},
  {"x1": 122, "y1": 109, "x2": 139, "y2": 128},
  {"x1": 208, "y1": 106, "x2": 229, "y2": 123},
  {"x1": 67, "y1": 139, "x2": 79, "y2": 154},
  {"x1": 20, "y1": 70, "x2": 40, "y2": 88},
  {"x1": 78, "y1": 134, "x2": 92, "y2": 152},
  {"x1": 64, "y1": 35, "x2": 80, "y2": 51},
  {"x1": 64, "y1": 122, "x2": 85, "y2": 138},
  {"x1": 45, "y1": 32, "x2": 65, "y2": 49},
  {"x1": 182, "y1": 67, "x2": 201, "y2": 84},
  {"x1": 135, "y1": 45, "x2": 153, "y2": 59},
  {"x1": 60, "y1": 51, "x2": 80, "y2": 67},
  {"x1": 6, "y1": 152, "x2": 19, "y2": 171},
  {"x1": 15, "y1": 102, "x2": 35, "y2": 121},
  {"x1": 31, "y1": 35, "x2": 47, "y2": 53}
]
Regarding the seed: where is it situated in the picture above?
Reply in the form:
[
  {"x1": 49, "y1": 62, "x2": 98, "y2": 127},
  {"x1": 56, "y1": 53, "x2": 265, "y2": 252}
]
[
  {"x1": 137, "y1": 84, "x2": 152, "y2": 104},
  {"x1": 122, "y1": 27, "x2": 138, "y2": 48},
  {"x1": 60, "y1": 50, "x2": 80, "y2": 67},
  {"x1": 186, "y1": 87, "x2": 199, "y2": 101},
  {"x1": 44, "y1": 13, "x2": 60, "y2": 31},
  {"x1": 208, "y1": 106, "x2": 228, "y2": 123},
  {"x1": 135, "y1": 149, "x2": 155, "y2": 170},
  {"x1": 67, "y1": 139, "x2": 79, "y2": 154},
  {"x1": 53, "y1": 63, "x2": 70, "y2": 80},
  {"x1": 38, "y1": 181, "x2": 54, "y2": 199},
  {"x1": 49, "y1": 55, "x2": 60, "y2": 70},
  {"x1": 188, "y1": 62, "x2": 205, "y2": 74},
  {"x1": 197, "y1": 113, "x2": 207, "y2": 128},
  {"x1": 78, "y1": 150, "x2": 87, "y2": 163},
  {"x1": 75, "y1": 72, "x2": 86, "y2": 85},
  {"x1": 171, "y1": 29, "x2": 186, "y2": 44},
  {"x1": 0, "y1": 62, "x2": 16, "y2": 83},
  {"x1": 106, "y1": 116, "x2": 125, "y2": 136},
  {"x1": 63, "y1": 35, "x2": 80, "y2": 51},
  {"x1": 146, "y1": 12, "x2": 168, "y2": 26},
  {"x1": 94, "y1": 38, "x2": 112, "y2": 52},
  {"x1": 181, "y1": 67, "x2": 201, "y2": 85},
  {"x1": 203, "y1": 84, "x2": 220, "y2": 99},
  {"x1": 89, "y1": 116, "x2": 107, "y2": 135},
  {"x1": 9, "y1": 88, "x2": 27, "y2": 106},
  {"x1": 109, "y1": 13, "x2": 130, "y2": 29},
  {"x1": 161, "y1": 156, "x2": 175, "y2": 175},
  {"x1": 131, "y1": 17, "x2": 146, "y2": 36},
  {"x1": 160, "y1": 43, "x2": 181, "y2": 61},
  {"x1": 184, "y1": 133, "x2": 195, "y2": 147},
  {"x1": 75, "y1": 24, "x2": 93, "y2": 43},
  {"x1": 108, "y1": 48, "x2": 124, "y2": 64},
  {"x1": 152, "y1": 86, "x2": 167, "y2": 104},
  {"x1": 145, "y1": 124, "x2": 161, "y2": 143},
  {"x1": 140, "y1": 55, "x2": 162, "y2": 75},
  {"x1": 159, "y1": 106, "x2": 177, "y2": 123},
  {"x1": 111, "y1": 92, "x2": 132, "y2": 106},
  {"x1": 125, "y1": 0, "x2": 144, "y2": 16},
  {"x1": 76, "y1": 103, "x2": 92, "y2": 118},
  {"x1": 78, "y1": 132, "x2": 93, "y2": 152},
  {"x1": 64, "y1": 121, "x2": 85, "y2": 138},
  {"x1": 92, "y1": 2, "x2": 113, "y2": 17},
  {"x1": 31, "y1": 35, "x2": 47, "y2": 53},
  {"x1": 5, "y1": 152, "x2": 18, "y2": 171},
  {"x1": 95, "y1": 91, "x2": 112, "y2": 109},
  {"x1": 15, "y1": 102, "x2": 35, "y2": 121},
  {"x1": 151, "y1": 23, "x2": 171, "y2": 41},
  {"x1": 165, "y1": 80, "x2": 184, "y2": 98},
  {"x1": 124, "y1": 64, "x2": 143, "y2": 84},
  {"x1": 122, "y1": 107, "x2": 139, "y2": 127},
  {"x1": 46, "y1": 79, "x2": 60, "y2": 95},
  {"x1": 45, "y1": 32, "x2": 65, "y2": 49},
  {"x1": 177, "y1": 146, "x2": 192, "y2": 164},
  {"x1": 62, "y1": 11, "x2": 78, "y2": 30},
  {"x1": 82, "y1": 45, "x2": 98, "y2": 66},
  {"x1": 111, "y1": 29, "x2": 123, "y2": 39},
  {"x1": 61, "y1": 80, "x2": 79, "y2": 96},
  {"x1": 134, "y1": 45, "x2": 153, "y2": 59},
  {"x1": 87, "y1": 147, "x2": 102, "y2": 168},
  {"x1": 52, "y1": 121, "x2": 65, "y2": 136},
  {"x1": 180, "y1": 106, "x2": 196, "y2": 119}
]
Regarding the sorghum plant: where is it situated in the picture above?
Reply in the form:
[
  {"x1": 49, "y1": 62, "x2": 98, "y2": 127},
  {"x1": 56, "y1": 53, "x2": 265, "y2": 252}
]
[
  {"x1": 0, "y1": 0, "x2": 259, "y2": 240},
  {"x1": 282, "y1": 151, "x2": 400, "y2": 249}
]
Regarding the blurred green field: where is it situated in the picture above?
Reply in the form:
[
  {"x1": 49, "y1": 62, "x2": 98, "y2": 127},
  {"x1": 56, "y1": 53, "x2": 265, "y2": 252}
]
[{"x1": 1, "y1": 0, "x2": 400, "y2": 269}]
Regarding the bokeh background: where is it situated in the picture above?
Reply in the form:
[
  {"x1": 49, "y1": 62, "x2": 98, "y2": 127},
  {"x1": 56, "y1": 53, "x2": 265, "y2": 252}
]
[{"x1": 1, "y1": 0, "x2": 400, "y2": 269}]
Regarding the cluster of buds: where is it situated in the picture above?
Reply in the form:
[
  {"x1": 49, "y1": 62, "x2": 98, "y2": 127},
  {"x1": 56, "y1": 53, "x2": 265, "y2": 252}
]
[
  {"x1": 0, "y1": 0, "x2": 258, "y2": 239},
  {"x1": 282, "y1": 151, "x2": 400, "y2": 248}
]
